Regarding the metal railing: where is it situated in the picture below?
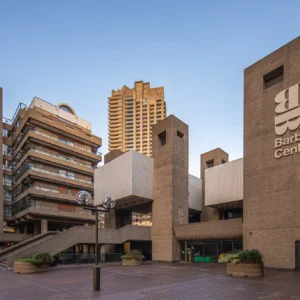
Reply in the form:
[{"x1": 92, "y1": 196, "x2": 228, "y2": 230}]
[
  {"x1": 3, "y1": 117, "x2": 12, "y2": 125},
  {"x1": 57, "y1": 253, "x2": 122, "y2": 264}
]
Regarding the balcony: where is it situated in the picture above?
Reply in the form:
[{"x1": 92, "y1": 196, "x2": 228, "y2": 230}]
[
  {"x1": 20, "y1": 129, "x2": 102, "y2": 162},
  {"x1": 12, "y1": 184, "x2": 93, "y2": 205}
]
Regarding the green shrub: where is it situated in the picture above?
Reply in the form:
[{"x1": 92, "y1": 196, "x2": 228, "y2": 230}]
[
  {"x1": 219, "y1": 253, "x2": 240, "y2": 263},
  {"x1": 33, "y1": 252, "x2": 54, "y2": 264},
  {"x1": 238, "y1": 249, "x2": 263, "y2": 264},
  {"x1": 16, "y1": 258, "x2": 43, "y2": 266},
  {"x1": 121, "y1": 250, "x2": 145, "y2": 261}
]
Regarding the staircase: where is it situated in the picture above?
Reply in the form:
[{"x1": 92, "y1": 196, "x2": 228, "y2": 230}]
[
  {"x1": 0, "y1": 231, "x2": 59, "y2": 268},
  {"x1": 2, "y1": 225, "x2": 151, "y2": 269}
]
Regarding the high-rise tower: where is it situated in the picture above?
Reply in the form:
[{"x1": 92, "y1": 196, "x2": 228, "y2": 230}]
[{"x1": 108, "y1": 81, "x2": 167, "y2": 156}]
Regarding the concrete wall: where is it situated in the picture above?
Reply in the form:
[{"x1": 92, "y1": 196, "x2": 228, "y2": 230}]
[
  {"x1": 95, "y1": 150, "x2": 200, "y2": 210},
  {"x1": 174, "y1": 218, "x2": 243, "y2": 240},
  {"x1": 30, "y1": 97, "x2": 92, "y2": 130},
  {"x1": 205, "y1": 158, "x2": 243, "y2": 206},
  {"x1": 188, "y1": 174, "x2": 202, "y2": 211},
  {"x1": 244, "y1": 37, "x2": 300, "y2": 269}
]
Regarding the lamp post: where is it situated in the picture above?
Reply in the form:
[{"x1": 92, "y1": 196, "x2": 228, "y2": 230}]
[{"x1": 76, "y1": 191, "x2": 115, "y2": 292}]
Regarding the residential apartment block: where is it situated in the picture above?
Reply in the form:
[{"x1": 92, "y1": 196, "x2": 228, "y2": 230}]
[
  {"x1": 0, "y1": 91, "x2": 102, "y2": 246},
  {"x1": 108, "y1": 81, "x2": 167, "y2": 156}
]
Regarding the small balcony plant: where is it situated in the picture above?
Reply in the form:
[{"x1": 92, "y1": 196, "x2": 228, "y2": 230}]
[
  {"x1": 121, "y1": 250, "x2": 145, "y2": 266},
  {"x1": 14, "y1": 252, "x2": 54, "y2": 274},
  {"x1": 224, "y1": 249, "x2": 264, "y2": 278}
]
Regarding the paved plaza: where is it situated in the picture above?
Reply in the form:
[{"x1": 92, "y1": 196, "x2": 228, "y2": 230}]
[{"x1": 1, "y1": 263, "x2": 300, "y2": 300}]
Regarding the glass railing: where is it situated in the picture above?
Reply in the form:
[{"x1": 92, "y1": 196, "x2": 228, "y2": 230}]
[
  {"x1": 29, "y1": 128, "x2": 101, "y2": 157},
  {"x1": 29, "y1": 166, "x2": 93, "y2": 184}
]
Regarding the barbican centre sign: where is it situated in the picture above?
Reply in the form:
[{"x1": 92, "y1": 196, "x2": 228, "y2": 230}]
[{"x1": 274, "y1": 83, "x2": 300, "y2": 158}]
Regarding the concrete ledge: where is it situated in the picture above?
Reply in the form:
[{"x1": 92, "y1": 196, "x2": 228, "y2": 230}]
[
  {"x1": 174, "y1": 218, "x2": 243, "y2": 240},
  {"x1": 226, "y1": 263, "x2": 263, "y2": 278},
  {"x1": 14, "y1": 261, "x2": 49, "y2": 274}
]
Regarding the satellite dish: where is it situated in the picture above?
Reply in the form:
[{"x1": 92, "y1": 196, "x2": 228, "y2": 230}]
[
  {"x1": 102, "y1": 195, "x2": 115, "y2": 209},
  {"x1": 76, "y1": 191, "x2": 92, "y2": 205}
]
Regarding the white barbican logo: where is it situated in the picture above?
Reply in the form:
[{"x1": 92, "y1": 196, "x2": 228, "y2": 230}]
[{"x1": 274, "y1": 83, "x2": 300, "y2": 159}]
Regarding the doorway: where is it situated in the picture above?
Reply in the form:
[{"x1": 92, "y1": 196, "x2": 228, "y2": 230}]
[{"x1": 296, "y1": 241, "x2": 300, "y2": 270}]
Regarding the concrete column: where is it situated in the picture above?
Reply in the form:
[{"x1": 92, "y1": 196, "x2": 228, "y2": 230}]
[
  {"x1": 41, "y1": 219, "x2": 48, "y2": 233},
  {"x1": 100, "y1": 245, "x2": 106, "y2": 262},
  {"x1": 34, "y1": 222, "x2": 40, "y2": 236},
  {"x1": 75, "y1": 245, "x2": 80, "y2": 253},
  {"x1": 83, "y1": 244, "x2": 88, "y2": 253},
  {"x1": 152, "y1": 115, "x2": 189, "y2": 262},
  {"x1": 104, "y1": 209, "x2": 117, "y2": 229},
  {"x1": 84, "y1": 223, "x2": 89, "y2": 227}
]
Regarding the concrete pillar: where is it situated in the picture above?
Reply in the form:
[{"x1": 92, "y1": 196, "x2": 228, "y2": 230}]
[
  {"x1": 100, "y1": 245, "x2": 106, "y2": 262},
  {"x1": 75, "y1": 245, "x2": 80, "y2": 253},
  {"x1": 152, "y1": 115, "x2": 189, "y2": 262},
  {"x1": 34, "y1": 222, "x2": 40, "y2": 235},
  {"x1": 41, "y1": 219, "x2": 48, "y2": 233},
  {"x1": 200, "y1": 148, "x2": 228, "y2": 221},
  {"x1": 84, "y1": 223, "x2": 89, "y2": 227},
  {"x1": 104, "y1": 209, "x2": 117, "y2": 229},
  {"x1": 83, "y1": 244, "x2": 88, "y2": 253}
]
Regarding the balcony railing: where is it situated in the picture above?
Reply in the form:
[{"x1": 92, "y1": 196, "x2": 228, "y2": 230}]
[
  {"x1": 29, "y1": 128, "x2": 101, "y2": 157},
  {"x1": 3, "y1": 117, "x2": 12, "y2": 125},
  {"x1": 29, "y1": 165, "x2": 93, "y2": 185},
  {"x1": 29, "y1": 147, "x2": 94, "y2": 169}
]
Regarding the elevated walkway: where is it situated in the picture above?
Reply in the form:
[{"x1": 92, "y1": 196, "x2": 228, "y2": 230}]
[{"x1": 2, "y1": 225, "x2": 151, "y2": 269}]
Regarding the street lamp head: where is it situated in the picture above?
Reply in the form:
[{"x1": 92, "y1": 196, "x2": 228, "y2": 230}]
[
  {"x1": 102, "y1": 195, "x2": 115, "y2": 209},
  {"x1": 76, "y1": 190, "x2": 92, "y2": 205}
]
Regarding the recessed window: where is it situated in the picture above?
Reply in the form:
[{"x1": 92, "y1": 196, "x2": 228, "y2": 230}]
[
  {"x1": 177, "y1": 131, "x2": 184, "y2": 138},
  {"x1": 158, "y1": 130, "x2": 166, "y2": 146},
  {"x1": 59, "y1": 105, "x2": 74, "y2": 115},
  {"x1": 222, "y1": 159, "x2": 226, "y2": 164},
  {"x1": 206, "y1": 159, "x2": 214, "y2": 168},
  {"x1": 263, "y1": 65, "x2": 284, "y2": 89}
]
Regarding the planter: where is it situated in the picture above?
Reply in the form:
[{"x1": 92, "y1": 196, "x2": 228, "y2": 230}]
[
  {"x1": 122, "y1": 258, "x2": 142, "y2": 266},
  {"x1": 226, "y1": 263, "x2": 263, "y2": 278},
  {"x1": 14, "y1": 261, "x2": 49, "y2": 274}
]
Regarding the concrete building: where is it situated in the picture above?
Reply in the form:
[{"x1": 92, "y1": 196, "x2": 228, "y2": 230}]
[
  {"x1": 0, "y1": 92, "x2": 102, "y2": 248},
  {"x1": 2, "y1": 37, "x2": 300, "y2": 271},
  {"x1": 108, "y1": 81, "x2": 167, "y2": 156}
]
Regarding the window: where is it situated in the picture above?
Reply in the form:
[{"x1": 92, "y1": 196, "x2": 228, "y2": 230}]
[
  {"x1": 263, "y1": 65, "x2": 284, "y2": 89},
  {"x1": 3, "y1": 175, "x2": 12, "y2": 186},
  {"x1": 4, "y1": 190, "x2": 12, "y2": 201},
  {"x1": 67, "y1": 188, "x2": 72, "y2": 196},
  {"x1": 206, "y1": 159, "x2": 214, "y2": 168},
  {"x1": 59, "y1": 105, "x2": 74, "y2": 114},
  {"x1": 3, "y1": 128, "x2": 10, "y2": 137},
  {"x1": 68, "y1": 172, "x2": 75, "y2": 179},
  {"x1": 59, "y1": 138, "x2": 68, "y2": 144},
  {"x1": 59, "y1": 170, "x2": 67, "y2": 178},
  {"x1": 222, "y1": 159, "x2": 226, "y2": 164},
  {"x1": 177, "y1": 131, "x2": 184, "y2": 138},
  {"x1": 158, "y1": 130, "x2": 166, "y2": 146},
  {"x1": 28, "y1": 162, "x2": 35, "y2": 170}
]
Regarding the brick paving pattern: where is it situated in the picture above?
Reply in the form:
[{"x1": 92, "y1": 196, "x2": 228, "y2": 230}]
[{"x1": 1, "y1": 263, "x2": 300, "y2": 300}]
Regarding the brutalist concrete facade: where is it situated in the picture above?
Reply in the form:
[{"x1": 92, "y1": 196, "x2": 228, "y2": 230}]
[
  {"x1": 151, "y1": 115, "x2": 189, "y2": 262},
  {"x1": 244, "y1": 37, "x2": 300, "y2": 269}
]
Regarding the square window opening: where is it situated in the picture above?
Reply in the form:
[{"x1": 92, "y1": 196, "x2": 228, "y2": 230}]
[
  {"x1": 263, "y1": 65, "x2": 284, "y2": 89},
  {"x1": 206, "y1": 159, "x2": 214, "y2": 168},
  {"x1": 158, "y1": 130, "x2": 166, "y2": 146},
  {"x1": 177, "y1": 130, "x2": 184, "y2": 138}
]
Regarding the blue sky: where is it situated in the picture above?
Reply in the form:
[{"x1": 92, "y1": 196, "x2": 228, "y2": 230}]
[{"x1": 1, "y1": 0, "x2": 299, "y2": 177}]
